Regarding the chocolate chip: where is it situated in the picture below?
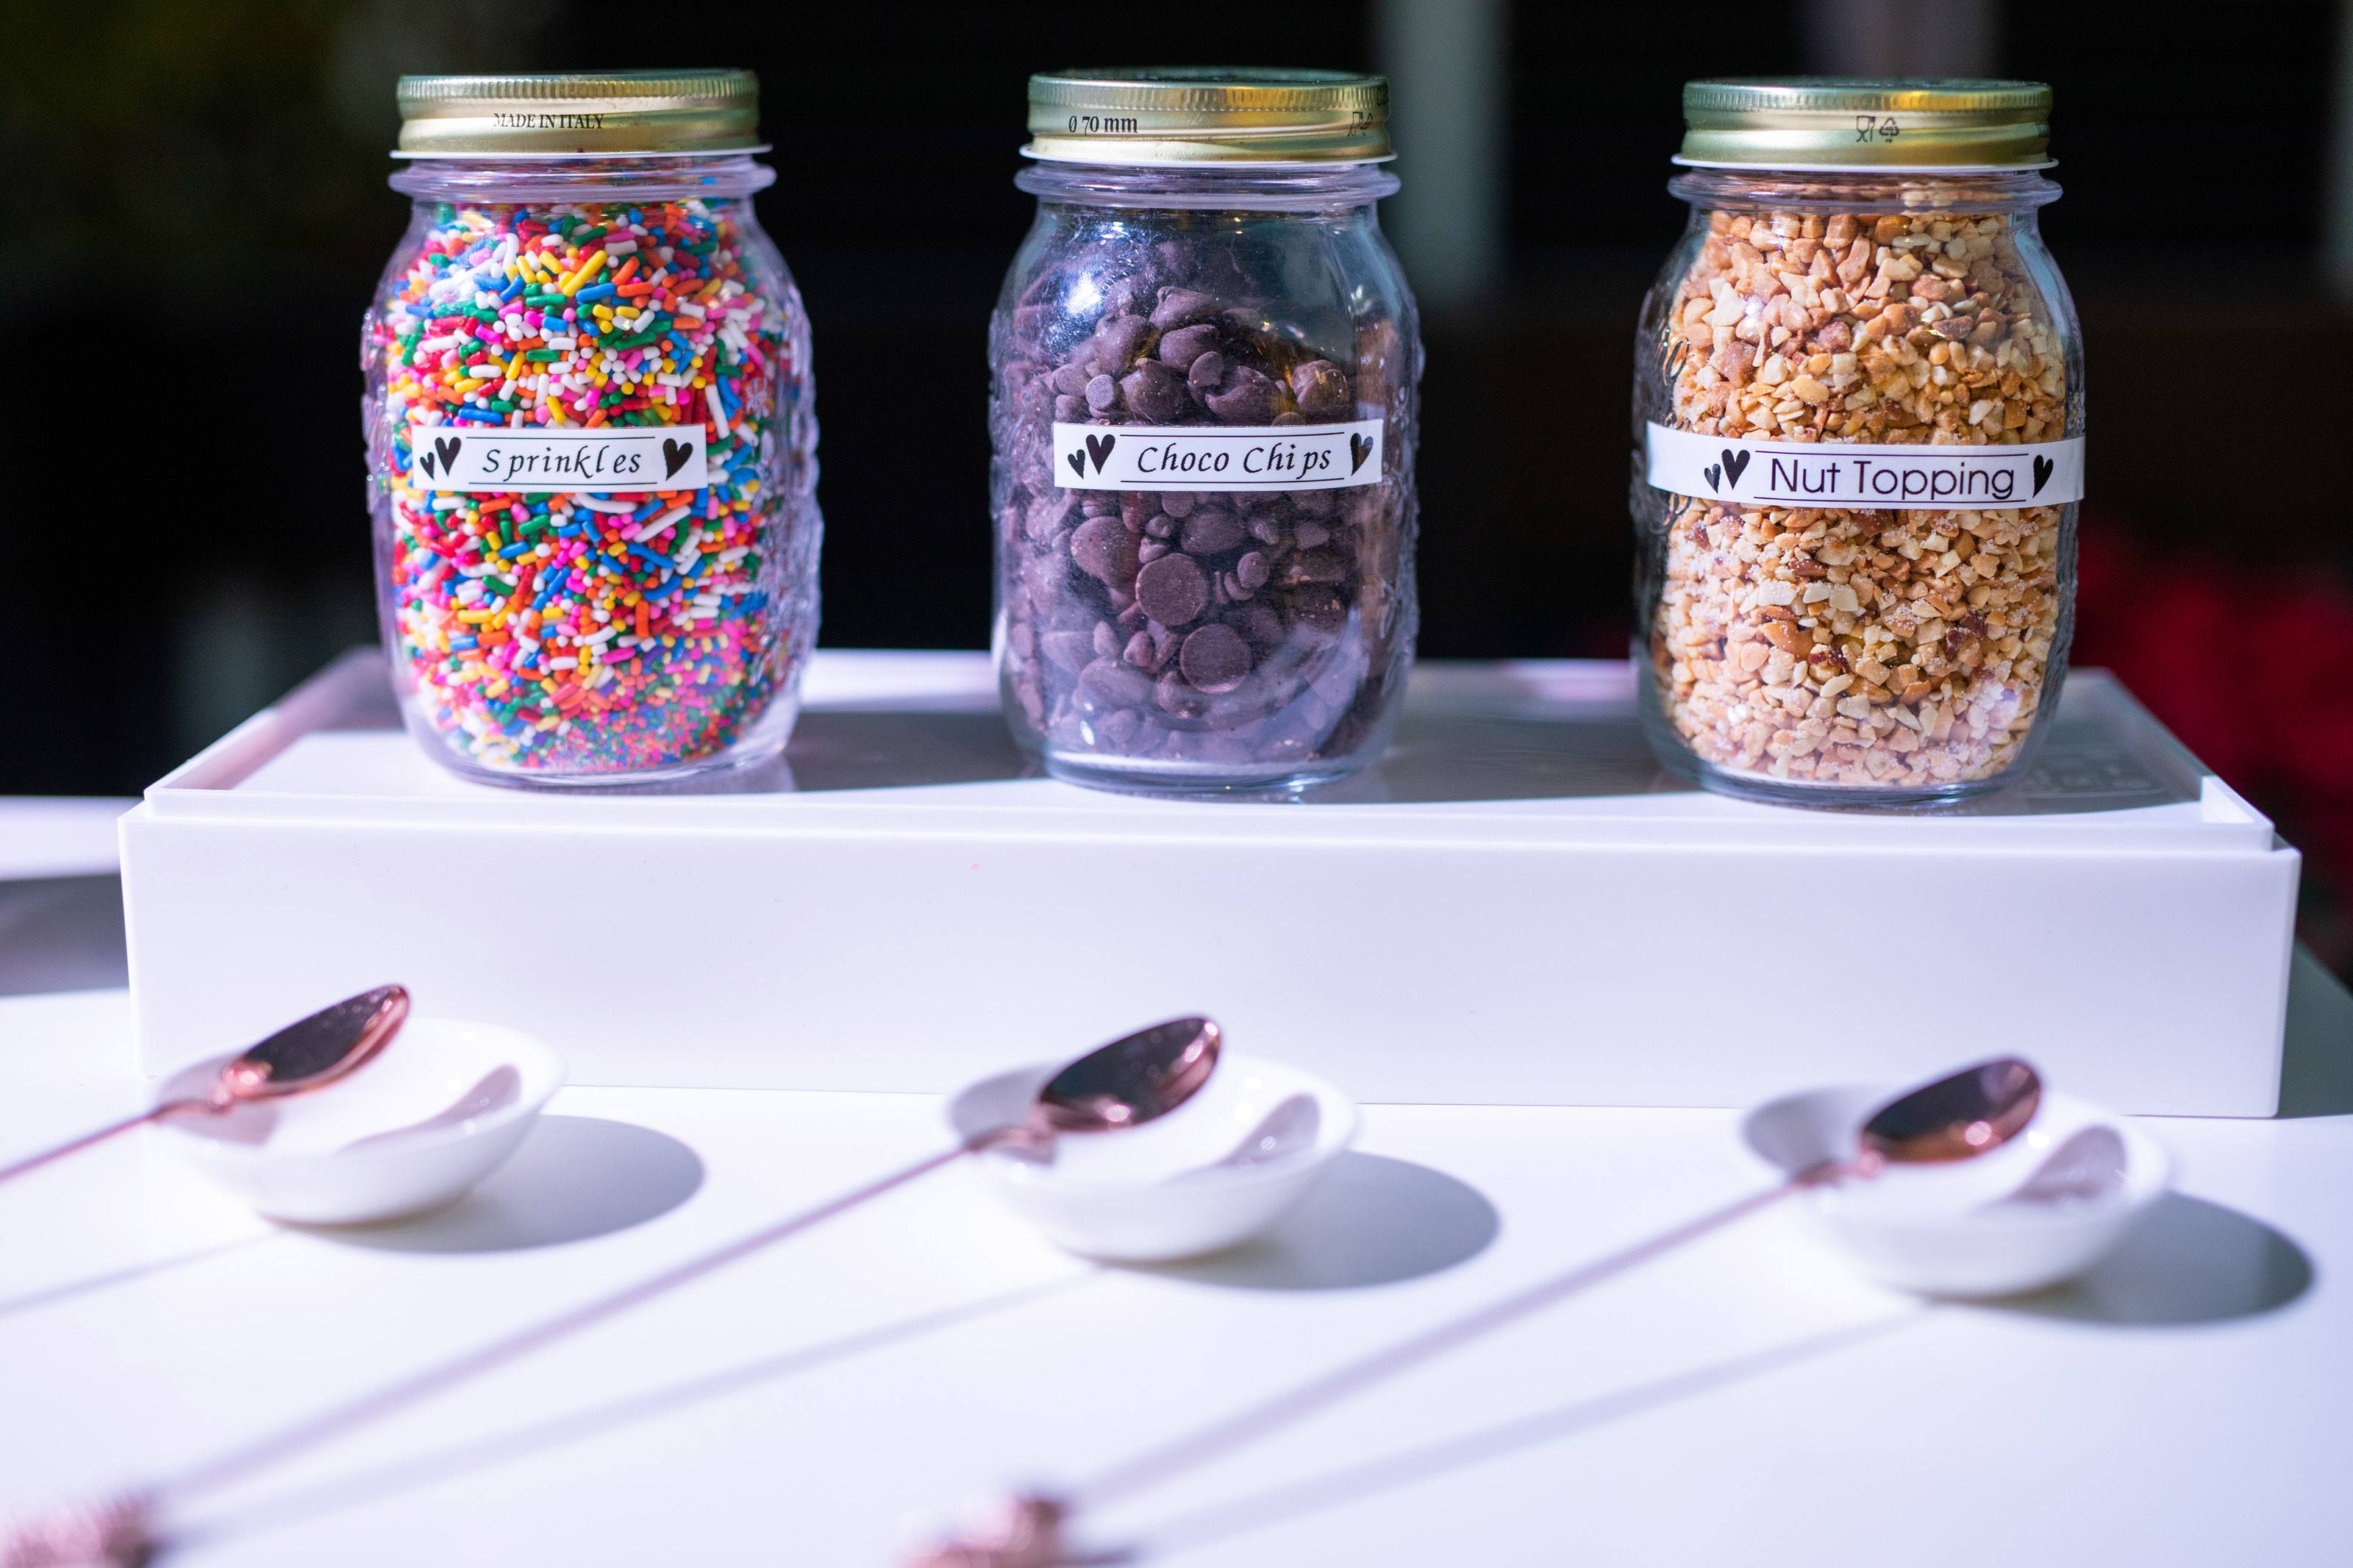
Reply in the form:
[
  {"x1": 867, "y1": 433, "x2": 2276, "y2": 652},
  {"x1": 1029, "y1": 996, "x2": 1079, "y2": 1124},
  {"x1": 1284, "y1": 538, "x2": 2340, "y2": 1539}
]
[
  {"x1": 1138, "y1": 538, "x2": 1171, "y2": 564},
  {"x1": 1123, "y1": 629, "x2": 1158, "y2": 669},
  {"x1": 1186, "y1": 351, "x2": 1226, "y2": 398},
  {"x1": 1052, "y1": 394, "x2": 1084, "y2": 422},
  {"x1": 1069, "y1": 517, "x2": 1138, "y2": 586},
  {"x1": 1156, "y1": 671, "x2": 1208, "y2": 718},
  {"x1": 1161, "y1": 492, "x2": 1197, "y2": 518},
  {"x1": 1099, "y1": 707, "x2": 1142, "y2": 748},
  {"x1": 1040, "y1": 629, "x2": 1093, "y2": 673},
  {"x1": 1135, "y1": 552, "x2": 1210, "y2": 626},
  {"x1": 1121, "y1": 359, "x2": 1191, "y2": 423},
  {"x1": 1179, "y1": 509, "x2": 1245, "y2": 555},
  {"x1": 1292, "y1": 520, "x2": 1330, "y2": 550},
  {"x1": 1051, "y1": 363, "x2": 1090, "y2": 397},
  {"x1": 1093, "y1": 313, "x2": 1151, "y2": 370},
  {"x1": 1231, "y1": 601, "x2": 1286, "y2": 649},
  {"x1": 1204, "y1": 363, "x2": 1278, "y2": 424},
  {"x1": 1085, "y1": 373, "x2": 1119, "y2": 412},
  {"x1": 1151, "y1": 287, "x2": 1221, "y2": 329},
  {"x1": 1143, "y1": 514, "x2": 1176, "y2": 540},
  {"x1": 1288, "y1": 359, "x2": 1353, "y2": 420},
  {"x1": 1179, "y1": 623, "x2": 1253, "y2": 692},
  {"x1": 1078, "y1": 656, "x2": 1151, "y2": 711},
  {"x1": 1093, "y1": 620, "x2": 1121, "y2": 659},
  {"x1": 1158, "y1": 323, "x2": 1221, "y2": 368},
  {"x1": 1235, "y1": 551, "x2": 1271, "y2": 590}
]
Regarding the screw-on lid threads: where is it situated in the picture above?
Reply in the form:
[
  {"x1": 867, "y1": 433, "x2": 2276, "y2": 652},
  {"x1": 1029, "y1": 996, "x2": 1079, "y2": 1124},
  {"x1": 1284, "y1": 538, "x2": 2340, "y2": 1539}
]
[
  {"x1": 1677, "y1": 77, "x2": 2053, "y2": 171},
  {"x1": 395, "y1": 70, "x2": 761, "y2": 157},
  {"x1": 1025, "y1": 68, "x2": 1392, "y2": 166}
]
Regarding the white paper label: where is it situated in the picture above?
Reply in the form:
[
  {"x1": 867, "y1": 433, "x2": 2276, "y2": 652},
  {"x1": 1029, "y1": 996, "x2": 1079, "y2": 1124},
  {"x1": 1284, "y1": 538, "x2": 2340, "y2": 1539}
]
[
  {"x1": 1051, "y1": 420, "x2": 1383, "y2": 491},
  {"x1": 406, "y1": 425, "x2": 708, "y2": 493},
  {"x1": 1644, "y1": 423, "x2": 2083, "y2": 509}
]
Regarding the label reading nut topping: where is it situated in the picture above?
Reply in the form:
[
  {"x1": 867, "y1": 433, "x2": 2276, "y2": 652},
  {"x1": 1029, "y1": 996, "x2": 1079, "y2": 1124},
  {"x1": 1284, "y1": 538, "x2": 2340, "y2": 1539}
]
[
  {"x1": 1052, "y1": 420, "x2": 1383, "y2": 492},
  {"x1": 1644, "y1": 423, "x2": 2082, "y2": 509},
  {"x1": 407, "y1": 425, "x2": 709, "y2": 493}
]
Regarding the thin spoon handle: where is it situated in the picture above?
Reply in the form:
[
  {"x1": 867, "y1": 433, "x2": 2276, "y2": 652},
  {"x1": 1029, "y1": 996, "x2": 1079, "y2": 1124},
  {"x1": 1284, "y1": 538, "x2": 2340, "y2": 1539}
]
[
  {"x1": 0, "y1": 1101, "x2": 205, "y2": 1186},
  {"x1": 1076, "y1": 1166, "x2": 1837, "y2": 1511},
  {"x1": 157, "y1": 1135, "x2": 986, "y2": 1504}
]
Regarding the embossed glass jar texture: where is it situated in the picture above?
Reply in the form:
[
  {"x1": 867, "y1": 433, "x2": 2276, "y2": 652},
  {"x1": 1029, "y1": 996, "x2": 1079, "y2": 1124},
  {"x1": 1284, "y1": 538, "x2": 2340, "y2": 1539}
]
[{"x1": 990, "y1": 159, "x2": 1423, "y2": 795}]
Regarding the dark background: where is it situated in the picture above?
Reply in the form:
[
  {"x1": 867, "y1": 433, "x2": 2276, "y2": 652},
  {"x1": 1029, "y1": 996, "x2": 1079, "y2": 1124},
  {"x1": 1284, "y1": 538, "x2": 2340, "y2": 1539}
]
[{"x1": 4, "y1": 0, "x2": 2349, "y2": 973}]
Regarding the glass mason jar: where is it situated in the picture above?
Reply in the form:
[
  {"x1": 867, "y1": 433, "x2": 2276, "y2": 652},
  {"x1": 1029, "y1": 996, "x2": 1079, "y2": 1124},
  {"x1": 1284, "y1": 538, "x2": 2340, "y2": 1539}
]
[
  {"x1": 1634, "y1": 79, "x2": 2082, "y2": 807},
  {"x1": 991, "y1": 69, "x2": 1421, "y2": 795},
  {"x1": 364, "y1": 71, "x2": 820, "y2": 787}
]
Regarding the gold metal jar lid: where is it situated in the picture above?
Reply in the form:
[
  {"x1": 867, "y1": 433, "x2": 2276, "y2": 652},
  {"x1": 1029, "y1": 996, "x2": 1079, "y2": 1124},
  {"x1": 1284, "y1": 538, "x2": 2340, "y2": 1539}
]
[
  {"x1": 1024, "y1": 68, "x2": 1391, "y2": 166},
  {"x1": 395, "y1": 70, "x2": 763, "y2": 157},
  {"x1": 1677, "y1": 77, "x2": 2052, "y2": 172}
]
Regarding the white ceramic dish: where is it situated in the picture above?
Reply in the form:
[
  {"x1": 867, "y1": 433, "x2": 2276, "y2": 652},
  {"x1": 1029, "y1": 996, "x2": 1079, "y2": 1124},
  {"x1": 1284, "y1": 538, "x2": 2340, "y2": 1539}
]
[
  {"x1": 156, "y1": 1017, "x2": 565, "y2": 1225},
  {"x1": 948, "y1": 1052, "x2": 1358, "y2": 1262},
  {"x1": 1743, "y1": 1084, "x2": 2174, "y2": 1297}
]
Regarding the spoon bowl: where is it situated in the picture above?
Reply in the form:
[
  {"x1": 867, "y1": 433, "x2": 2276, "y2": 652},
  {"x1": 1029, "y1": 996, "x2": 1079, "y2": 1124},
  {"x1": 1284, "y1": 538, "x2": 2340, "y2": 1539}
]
[
  {"x1": 212, "y1": 985, "x2": 411, "y2": 1106},
  {"x1": 952, "y1": 1053, "x2": 1357, "y2": 1261},
  {"x1": 1745, "y1": 1083, "x2": 2171, "y2": 1296},
  {"x1": 160, "y1": 1017, "x2": 565, "y2": 1225},
  {"x1": 1021, "y1": 1016, "x2": 1222, "y2": 1140}
]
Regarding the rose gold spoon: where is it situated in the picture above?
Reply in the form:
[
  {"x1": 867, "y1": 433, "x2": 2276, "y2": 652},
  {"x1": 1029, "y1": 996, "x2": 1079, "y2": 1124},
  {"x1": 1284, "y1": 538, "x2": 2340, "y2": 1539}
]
[
  {"x1": 904, "y1": 1057, "x2": 2043, "y2": 1568},
  {"x1": 1, "y1": 1015, "x2": 1218, "y2": 1568},
  {"x1": 0, "y1": 987, "x2": 410, "y2": 1189}
]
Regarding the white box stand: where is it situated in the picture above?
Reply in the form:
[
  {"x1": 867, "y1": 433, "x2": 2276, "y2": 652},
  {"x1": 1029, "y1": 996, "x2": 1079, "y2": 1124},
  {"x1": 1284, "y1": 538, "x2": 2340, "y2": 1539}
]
[{"x1": 120, "y1": 651, "x2": 2302, "y2": 1114}]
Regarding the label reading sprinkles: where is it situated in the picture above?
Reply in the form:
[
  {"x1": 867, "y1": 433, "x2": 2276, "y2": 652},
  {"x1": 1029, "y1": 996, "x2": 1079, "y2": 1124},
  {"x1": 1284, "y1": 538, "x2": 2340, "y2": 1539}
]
[
  {"x1": 407, "y1": 425, "x2": 709, "y2": 493},
  {"x1": 1053, "y1": 420, "x2": 1382, "y2": 492},
  {"x1": 1644, "y1": 423, "x2": 2082, "y2": 509}
]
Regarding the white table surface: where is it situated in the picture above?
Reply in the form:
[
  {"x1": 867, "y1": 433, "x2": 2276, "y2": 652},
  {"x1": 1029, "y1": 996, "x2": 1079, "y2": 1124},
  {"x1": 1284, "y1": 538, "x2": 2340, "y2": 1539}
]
[{"x1": 2, "y1": 942, "x2": 2351, "y2": 1567}]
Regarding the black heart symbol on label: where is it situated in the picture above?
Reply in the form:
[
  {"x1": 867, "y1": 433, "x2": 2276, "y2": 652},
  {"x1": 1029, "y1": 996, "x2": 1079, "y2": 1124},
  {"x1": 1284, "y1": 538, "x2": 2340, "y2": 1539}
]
[
  {"x1": 1719, "y1": 448, "x2": 1751, "y2": 487},
  {"x1": 417, "y1": 450, "x2": 438, "y2": 479},
  {"x1": 1349, "y1": 432, "x2": 1373, "y2": 475},
  {"x1": 433, "y1": 435, "x2": 463, "y2": 476},
  {"x1": 1702, "y1": 463, "x2": 1721, "y2": 493},
  {"x1": 663, "y1": 437, "x2": 692, "y2": 479},
  {"x1": 1085, "y1": 433, "x2": 1117, "y2": 473},
  {"x1": 1067, "y1": 449, "x2": 1088, "y2": 479},
  {"x1": 2032, "y1": 454, "x2": 2055, "y2": 495}
]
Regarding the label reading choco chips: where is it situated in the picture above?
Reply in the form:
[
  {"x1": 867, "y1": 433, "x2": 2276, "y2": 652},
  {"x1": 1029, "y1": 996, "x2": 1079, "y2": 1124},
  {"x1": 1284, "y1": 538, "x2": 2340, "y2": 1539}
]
[{"x1": 1053, "y1": 420, "x2": 1383, "y2": 493}]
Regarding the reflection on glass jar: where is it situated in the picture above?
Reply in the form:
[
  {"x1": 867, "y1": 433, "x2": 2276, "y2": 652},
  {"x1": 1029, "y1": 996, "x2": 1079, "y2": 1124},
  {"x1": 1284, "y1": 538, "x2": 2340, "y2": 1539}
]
[
  {"x1": 364, "y1": 71, "x2": 820, "y2": 788},
  {"x1": 1634, "y1": 79, "x2": 2083, "y2": 807},
  {"x1": 990, "y1": 70, "x2": 1421, "y2": 795}
]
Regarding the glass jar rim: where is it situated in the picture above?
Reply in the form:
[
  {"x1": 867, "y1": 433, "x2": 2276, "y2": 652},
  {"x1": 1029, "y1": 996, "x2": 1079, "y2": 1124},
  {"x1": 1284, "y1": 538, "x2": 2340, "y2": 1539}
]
[
  {"x1": 1015, "y1": 158, "x2": 1399, "y2": 210},
  {"x1": 388, "y1": 149, "x2": 775, "y2": 203},
  {"x1": 1665, "y1": 165, "x2": 2060, "y2": 212}
]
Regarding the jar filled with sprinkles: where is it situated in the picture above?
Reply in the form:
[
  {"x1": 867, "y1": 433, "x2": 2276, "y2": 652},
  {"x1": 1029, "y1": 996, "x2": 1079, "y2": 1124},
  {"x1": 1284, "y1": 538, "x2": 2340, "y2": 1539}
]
[{"x1": 365, "y1": 71, "x2": 820, "y2": 786}]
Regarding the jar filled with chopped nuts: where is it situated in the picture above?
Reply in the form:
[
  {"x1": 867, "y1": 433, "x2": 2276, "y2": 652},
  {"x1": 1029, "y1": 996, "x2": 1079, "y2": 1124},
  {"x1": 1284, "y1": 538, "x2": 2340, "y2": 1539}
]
[
  {"x1": 1635, "y1": 79, "x2": 2082, "y2": 806},
  {"x1": 992, "y1": 69, "x2": 1420, "y2": 795}
]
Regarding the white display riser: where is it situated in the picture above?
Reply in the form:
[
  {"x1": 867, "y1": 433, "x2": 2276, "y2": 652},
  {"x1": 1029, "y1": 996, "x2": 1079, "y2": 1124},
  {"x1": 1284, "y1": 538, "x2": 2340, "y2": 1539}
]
[{"x1": 119, "y1": 650, "x2": 2300, "y2": 1114}]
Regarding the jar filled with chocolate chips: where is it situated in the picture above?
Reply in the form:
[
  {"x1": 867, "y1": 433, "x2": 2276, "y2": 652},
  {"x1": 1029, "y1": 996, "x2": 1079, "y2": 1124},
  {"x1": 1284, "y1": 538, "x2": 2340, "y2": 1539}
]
[
  {"x1": 990, "y1": 68, "x2": 1420, "y2": 792},
  {"x1": 1636, "y1": 79, "x2": 2085, "y2": 806}
]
